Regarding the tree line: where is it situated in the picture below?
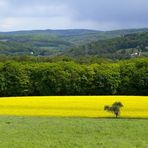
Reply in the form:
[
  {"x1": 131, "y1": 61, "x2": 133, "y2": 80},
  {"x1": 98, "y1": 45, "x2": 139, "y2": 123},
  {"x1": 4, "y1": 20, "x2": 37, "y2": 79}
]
[{"x1": 0, "y1": 58, "x2": 147, "y2": 96}]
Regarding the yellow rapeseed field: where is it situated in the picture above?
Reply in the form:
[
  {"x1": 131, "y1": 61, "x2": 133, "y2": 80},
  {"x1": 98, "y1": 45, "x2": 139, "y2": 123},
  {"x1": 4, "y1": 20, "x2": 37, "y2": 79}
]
[{"x1": 0, "y1": 96, "x2": 147, "y2": 118}]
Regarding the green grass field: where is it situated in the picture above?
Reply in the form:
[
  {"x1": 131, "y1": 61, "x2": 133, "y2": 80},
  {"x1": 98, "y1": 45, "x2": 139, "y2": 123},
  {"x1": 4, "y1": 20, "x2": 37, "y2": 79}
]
[{"x1": 0, "y1": 116, "x2": 147, "y2": 148}]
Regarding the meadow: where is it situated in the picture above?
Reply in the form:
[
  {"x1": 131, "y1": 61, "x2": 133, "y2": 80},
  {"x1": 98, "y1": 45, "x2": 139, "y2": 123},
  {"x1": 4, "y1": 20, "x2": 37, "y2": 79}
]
[
  {"x1": 0, "y1": 96, "x2": 147, "y2": 118},
  {"x1": 0, "y1": 116, "x2": 147, "y2": 148}
]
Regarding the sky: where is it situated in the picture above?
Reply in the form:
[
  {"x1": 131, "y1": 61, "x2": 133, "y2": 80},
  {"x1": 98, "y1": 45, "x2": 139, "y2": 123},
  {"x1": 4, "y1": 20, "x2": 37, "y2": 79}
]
[{"x1": 0, "y1": 0, "x2": 148, "y2": 31}]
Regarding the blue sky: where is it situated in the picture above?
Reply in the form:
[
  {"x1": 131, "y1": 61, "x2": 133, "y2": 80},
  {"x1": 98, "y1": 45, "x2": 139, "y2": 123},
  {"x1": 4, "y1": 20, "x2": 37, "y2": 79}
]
[{"x1": 0, "y1": 0, "x2": 148, "y2": 31}]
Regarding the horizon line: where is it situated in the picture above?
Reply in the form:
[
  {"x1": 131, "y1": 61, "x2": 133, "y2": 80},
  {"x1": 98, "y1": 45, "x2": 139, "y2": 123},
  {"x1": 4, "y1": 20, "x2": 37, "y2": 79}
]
[{"x1": 0, "y1": 27, "x2": 148, "y2": 33}]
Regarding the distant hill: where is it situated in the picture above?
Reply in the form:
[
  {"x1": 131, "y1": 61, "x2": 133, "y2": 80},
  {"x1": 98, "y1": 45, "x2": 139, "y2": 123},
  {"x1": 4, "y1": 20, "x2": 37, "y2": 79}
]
[
  {"x1": 64, "y1": 32, "x2": 148, "y2": 59},
  {"x1": 0, "y1": 28, "x2": 148, "y2": 57}
]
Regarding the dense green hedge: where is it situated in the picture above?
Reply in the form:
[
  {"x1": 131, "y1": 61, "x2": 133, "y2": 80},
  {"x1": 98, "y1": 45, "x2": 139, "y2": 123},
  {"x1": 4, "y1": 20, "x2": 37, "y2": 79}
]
[{"x1": 0, "y1": 58, "x2": 148, "y2": 96}]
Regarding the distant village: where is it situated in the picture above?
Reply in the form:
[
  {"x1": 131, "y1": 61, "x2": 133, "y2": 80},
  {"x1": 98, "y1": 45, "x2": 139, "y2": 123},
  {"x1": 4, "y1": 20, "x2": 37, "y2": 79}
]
[{"x1": 129, "y1": 46, "x2": 148, "y2": 57}]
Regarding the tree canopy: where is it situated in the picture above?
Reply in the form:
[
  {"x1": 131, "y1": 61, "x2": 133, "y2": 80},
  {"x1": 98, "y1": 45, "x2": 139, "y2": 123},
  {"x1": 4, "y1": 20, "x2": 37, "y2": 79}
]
[{"x1": 0, "y1": 57, "x2": 147, "y2": 97}]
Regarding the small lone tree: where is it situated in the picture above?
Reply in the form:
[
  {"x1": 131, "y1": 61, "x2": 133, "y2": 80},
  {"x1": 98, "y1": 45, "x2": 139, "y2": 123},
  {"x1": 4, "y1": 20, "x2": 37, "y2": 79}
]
[{"x1": 104, "y1": 102, "x2": 123, "y2": 118}]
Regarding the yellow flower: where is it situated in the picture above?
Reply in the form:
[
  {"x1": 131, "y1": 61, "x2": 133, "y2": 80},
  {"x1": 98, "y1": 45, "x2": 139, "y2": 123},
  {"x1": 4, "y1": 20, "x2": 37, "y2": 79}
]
[{"x1": 0, "y1": 96, "x2": 147, "y2": 118}]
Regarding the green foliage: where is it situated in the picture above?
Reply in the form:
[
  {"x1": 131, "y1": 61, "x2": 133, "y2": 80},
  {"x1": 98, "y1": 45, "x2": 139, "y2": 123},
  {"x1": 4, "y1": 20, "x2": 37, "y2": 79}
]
[
  {"x1": 104, "y1": 102, "x2": 124, "y2": 118},
  {"x1": 119, "y1": 58, "x2": 148, "y2": 95},
  {"x1": 0, "y1": 62, "x2": 30, "y2": 96},
  {"x1": 0, "y1": 57, "x2": 147, "y2": 96},
  {"x1": 92, "y1": 64, "x2": 121, "y2": 95}
]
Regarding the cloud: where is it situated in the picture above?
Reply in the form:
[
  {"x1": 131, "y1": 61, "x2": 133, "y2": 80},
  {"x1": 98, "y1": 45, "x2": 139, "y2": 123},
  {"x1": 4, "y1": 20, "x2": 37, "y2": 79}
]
[
  {"x1": 0, "y1": 1, "x2": 74, "y2": 18},
  {"x1": 0, "y1": 0, "x2": 148, "y2": 31},
  {"x1": 0, "y1": 17, "x2": 100, "y2": 31}
]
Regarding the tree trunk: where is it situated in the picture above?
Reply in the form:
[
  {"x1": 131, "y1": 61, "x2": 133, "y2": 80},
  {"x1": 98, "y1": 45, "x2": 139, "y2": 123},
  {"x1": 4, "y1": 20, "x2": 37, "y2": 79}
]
[{"x1": 115, "y1": 111, "x2": 118, "y2": 118}]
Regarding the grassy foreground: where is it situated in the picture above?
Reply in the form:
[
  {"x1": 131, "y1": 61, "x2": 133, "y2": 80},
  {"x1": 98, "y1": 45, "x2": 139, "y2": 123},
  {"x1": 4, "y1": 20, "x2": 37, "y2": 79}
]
[
  {"x1": 0, "y1": 96, "x2": 148, "y2": 118},
  {"x1": 0, "y1": 116, "x2": 147, "y2": 148}
]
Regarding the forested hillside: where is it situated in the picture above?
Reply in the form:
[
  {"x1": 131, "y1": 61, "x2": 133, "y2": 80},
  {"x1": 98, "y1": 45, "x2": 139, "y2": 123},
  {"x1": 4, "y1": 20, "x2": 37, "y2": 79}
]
[
  {"x1": 0, "y1": 28, "x2": 148, "y2": 58},
  {"x1": 0, "y1": 58, "x2": 147, "y2": 96},
  {"x1": 66, "y1": 32, "x2": 148, "y2": 59}
]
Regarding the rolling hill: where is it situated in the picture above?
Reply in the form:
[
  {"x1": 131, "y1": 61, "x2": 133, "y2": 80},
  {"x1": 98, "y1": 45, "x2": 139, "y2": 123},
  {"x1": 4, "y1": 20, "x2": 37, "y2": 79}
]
[
  {"x1": 65, "y1": 32, "x2": 148, "y2": 59},
  {"x1": 0, "y1": 28, "x2": 148, "y2": 58}
]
